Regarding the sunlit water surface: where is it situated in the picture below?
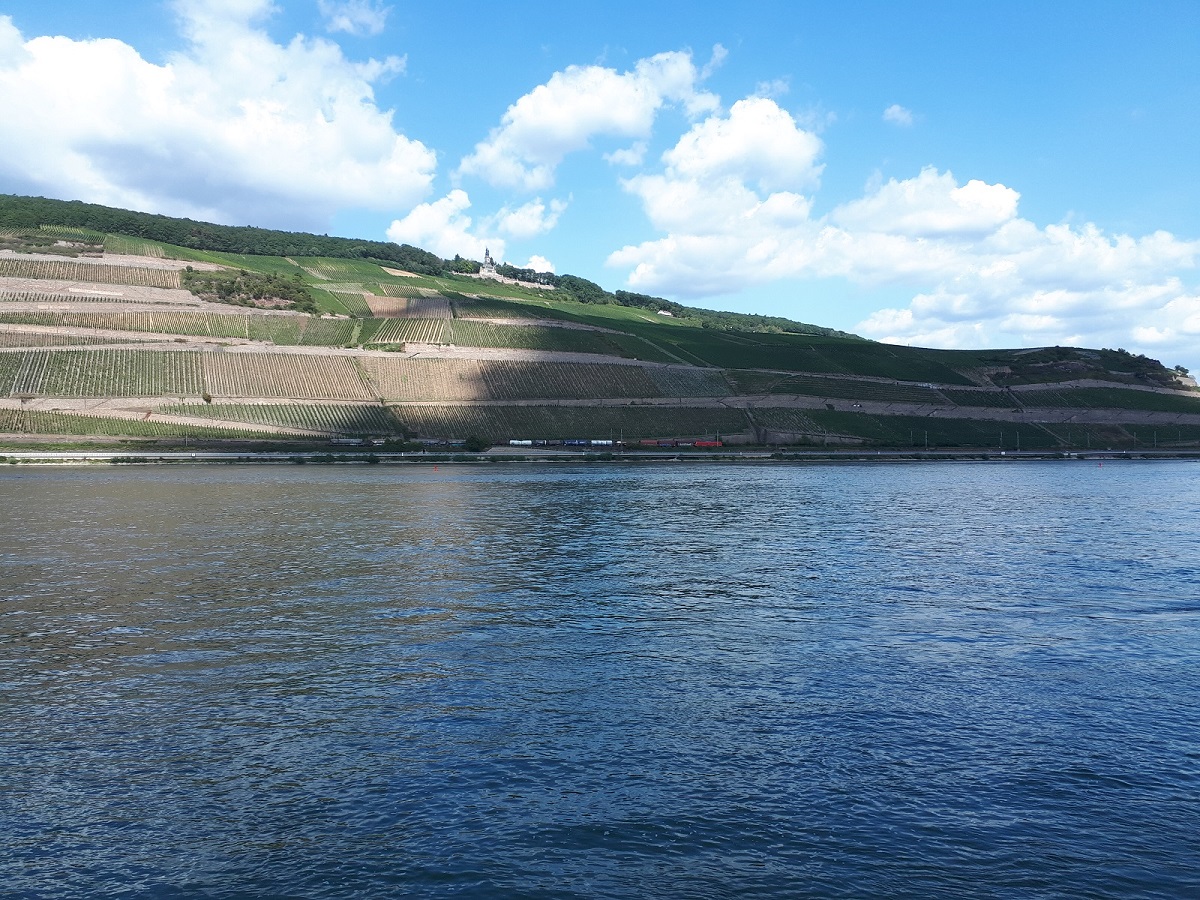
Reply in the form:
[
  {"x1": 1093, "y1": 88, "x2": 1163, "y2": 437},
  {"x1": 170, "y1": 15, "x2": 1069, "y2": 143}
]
[{"x1": 1, "y1": 461, "x2": 1198, "y2": 898}]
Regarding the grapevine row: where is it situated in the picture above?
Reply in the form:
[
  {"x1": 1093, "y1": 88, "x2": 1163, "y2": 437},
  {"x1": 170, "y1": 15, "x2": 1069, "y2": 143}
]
[
  {"x1": 201, "y1": 353, "x2": 374, "y2": 400},
  {"x1": 0, "y1": 349, "x2": 203, "y2": 397},
  {"x1": 388, "y1": 405, "x2": 750, "y2": 441},
  {"x1": 0, "y1": 258, "x2": 181, "y2": 289},
  {"x1": 161, "y1": 403, "x2": 401, "y2": 435}
]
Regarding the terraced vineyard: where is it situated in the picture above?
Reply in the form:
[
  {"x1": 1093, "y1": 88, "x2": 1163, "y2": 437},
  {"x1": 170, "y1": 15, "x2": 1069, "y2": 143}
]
[
  {"x1": 725, "y1": 371, "x2": 945, "y2": 403},
  {"x1": 162, "y1": 402, "x2": 401, "y2": 435},
  {"x1": 0, "y1": 349, "x2": 203, "y2": 397},
  {"x1": 448, "y1": 321, "x2": 677, "y2": 362},
  {"x1": 0, "y1": 310, "x2": 357, "y2": 346},
  {"x1": 452, "y1": 296, "x2": 550, "y2": 319},
  {"x1": 325, "y1": 290, "x2": 373, "y2": 317},
  {"x1": 1, "y1": 195, "x2": 1197, "y2": 451},
  {"x1": 370, "y1": 318, "x2": 449, "y2": 344},
  {"x1": 361, "y1": 317, "x2": 680, "y2": 363},
  {"x1": 360, "y1": 359, "x2": 725, "y2": 402},
  {"x1": 0, "y1": 290, "x2": 190, "y2": 306},
  {"x1": 201, "y1": 353, "x2": 374, "y2": 400},
  {"x1": 374, "y1": 283, "x2": 427, "y2": 299},
  {"x1": 1008, "y1": 389, "x2": 1079, "y2": 408},
  {"x1": 800, "y1": 411, "x2": 1060, "y2": 449},
  {"x1": 0, "y1": 258, "x2": 181, "y2": 289},
  {"x1": 363, "y1": 295, "x2": 409, "y2": 317},
  {"x1": 0, "y1": 408, "x2": 274, "y2": 439},
  {"x1": 292, "y1": 257, "x2": 397, "y2": 282},
  {"x1": 103, "y1": 234, "x2": 165, "y2": 257},
  {"x1": 0, "y1": 331, "x2": 128, "y2": 348},
  {"x1": 744, "y1": 408, "x2": 825, "y2": 436},
  {"x1": 939, "y1": 388, "x2": 1017, "y2": 408},
  {"x1": 1018, "y1": 387, "x2": 1200, "y2": 413},
  {"x1": 647, "y1": 366, "x2": 731, "y2": 397},
  {"x1": 389, "y1": 405, "x2": 751, "y2": 442},
  {"x1": 408, "y1": 296, "x2": 452, "y2": 318}
]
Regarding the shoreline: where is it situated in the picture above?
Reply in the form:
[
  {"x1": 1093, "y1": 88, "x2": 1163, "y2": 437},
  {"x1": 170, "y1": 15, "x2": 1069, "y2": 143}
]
[{"x1": 2, "y1": 448, "x2": 1198, "y2": 466}]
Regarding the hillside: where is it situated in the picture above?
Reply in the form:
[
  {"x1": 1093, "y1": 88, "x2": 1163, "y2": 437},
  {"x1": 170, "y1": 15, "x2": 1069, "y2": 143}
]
[{"x1": 1, "y1": 196, "x2": 1198, "y2": 452}]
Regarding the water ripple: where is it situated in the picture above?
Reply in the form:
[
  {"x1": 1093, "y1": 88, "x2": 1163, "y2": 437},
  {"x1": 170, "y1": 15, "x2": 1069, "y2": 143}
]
[{"x1": 1, "y1": 462, "x2": 1198, "y2": 898}]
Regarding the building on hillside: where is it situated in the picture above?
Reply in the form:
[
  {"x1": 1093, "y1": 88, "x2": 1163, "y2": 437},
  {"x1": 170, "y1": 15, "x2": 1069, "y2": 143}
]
[{"x1": 481, "y1": 248, "x2": 497, "y2": 277}]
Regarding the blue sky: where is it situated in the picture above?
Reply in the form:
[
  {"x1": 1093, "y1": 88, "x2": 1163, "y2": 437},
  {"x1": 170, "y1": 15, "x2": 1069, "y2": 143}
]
[{"x1": 2, "y1": 0, "x2": 1198, "y2": 372}]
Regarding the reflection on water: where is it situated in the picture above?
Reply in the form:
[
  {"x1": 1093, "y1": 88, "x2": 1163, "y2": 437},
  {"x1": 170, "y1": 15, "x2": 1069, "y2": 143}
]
[{"x1": 2, "y1": 462, "x2": 1199, "y2": 898}]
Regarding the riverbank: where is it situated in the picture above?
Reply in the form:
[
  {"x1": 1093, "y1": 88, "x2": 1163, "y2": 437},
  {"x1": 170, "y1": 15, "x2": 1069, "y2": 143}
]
[{"x1": 2, "y1": 448, "x2": 1199, "y2": 465}]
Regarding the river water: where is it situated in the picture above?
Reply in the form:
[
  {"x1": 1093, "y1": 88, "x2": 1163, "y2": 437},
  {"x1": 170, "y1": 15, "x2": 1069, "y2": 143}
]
[{"x1": 1, "y1": 461, "x2": 1198, "y2": 898}]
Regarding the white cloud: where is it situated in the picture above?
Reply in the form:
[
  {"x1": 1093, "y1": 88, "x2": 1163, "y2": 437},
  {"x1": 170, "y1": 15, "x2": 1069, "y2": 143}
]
[
  {"x1": 608, "y1": 96, "x2": 823, "y2": 293},
  {"x1": 608, "y1": 108, "x2": 1200, "y2": 368},
  {"x1": 457, "y1": 48, "x2": 721, "y2": 191},
  {"x1": 0, "y1": 15, "x2": 29, "y2": 62},
  {"x1": 386, "y1": 189, "x2": 502, "y2": 261},
  {"x1": 833, "y1": 167, "x2": 1019, "y2": 237},
  {"x1": 0, "y1": 6, "x2": 431, "y2": 230},
  {"x1": 883, "y1": 104, "x2": 914, "y2": 127},
  {"x1": 754, "y1": 78, "x2": 790, "y2": 99},
  {"x1": 491, "y1": 197, "x2": 568, "y2": 239},
  {"x1": 318, "y1": 0, "x2": 391, "y2": 36},
  {"x1": 604, "y1": 142, "x2": 647, "y2": 167},
  {"x1": 523, "y1": 255, "x2": 556, "y2": 274},
  {"x1": 662, "y1": 97, "x2": 823, "y2": 193}
]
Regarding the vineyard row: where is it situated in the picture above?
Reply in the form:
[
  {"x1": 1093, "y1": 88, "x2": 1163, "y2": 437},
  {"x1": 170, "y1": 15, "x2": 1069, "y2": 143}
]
[
  {"x1": 0, "y1": 310, "x2": 357, "y2": 345},
  {"x1": 0, "y1": 258, "x2": 181, "y2": 289},
  {"x1": 0, "y1": 350, "x2": 729, "y2": 402}
]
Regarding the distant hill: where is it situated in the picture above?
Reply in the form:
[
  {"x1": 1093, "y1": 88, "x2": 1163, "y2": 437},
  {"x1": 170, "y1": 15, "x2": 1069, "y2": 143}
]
[
  {"x1": 0, "y1": 194, "x2": 851, "y2": 339},
  {"x1": 0, "y1": 193, "x2": 1197, "y2": 453}
]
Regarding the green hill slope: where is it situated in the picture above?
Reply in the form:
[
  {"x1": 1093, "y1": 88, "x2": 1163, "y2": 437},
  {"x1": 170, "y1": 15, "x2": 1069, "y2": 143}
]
[{"x1": 0, "y1": 194, "x2": 1196, "y2": 452}]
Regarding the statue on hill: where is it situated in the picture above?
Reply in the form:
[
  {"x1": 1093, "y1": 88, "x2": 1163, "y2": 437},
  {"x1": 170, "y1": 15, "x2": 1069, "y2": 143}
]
[{"x1": 481, "y1": 247, "x2": 497, "y2": 276}]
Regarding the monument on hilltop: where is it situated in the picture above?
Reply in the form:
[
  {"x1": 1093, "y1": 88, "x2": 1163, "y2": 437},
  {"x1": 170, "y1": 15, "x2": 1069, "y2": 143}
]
[{"x1": 480, "y1": 248, "x2": 497, "y2": 277}]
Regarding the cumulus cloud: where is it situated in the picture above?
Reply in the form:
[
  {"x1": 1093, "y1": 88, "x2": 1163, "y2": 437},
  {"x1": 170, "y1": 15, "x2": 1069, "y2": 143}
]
[
  {"x1": 833, "y1": 167, "x2": 1018, "y2": 237},
  {"x1": 457, "y1": 47, "x2": 722, "y2": 191},
  {"x1": 0, "y1": 6, "x2": 431, "y2": 229},
  {"x1": 604, "y1": 142, "x2": 647, "y2": 167},
  {"x1": 386, "y1": 189, "x2": 502, "y2": 261},
  {"x1": 523, "y1": 255, "x2": 556, "y2": 274},
  {"x1": 318, "y1": 0, "x2": 391, "y2": 36},
  {"x1": 492, "y1": 197, "x2": 568, "y2": 239},
  {"x1": 883, "y1": 103, "x2": 914, "y2": 127},
  {"x1": 608, "y1": 97, "x2": 823, "y2": 293},
  {"x1": 607, "y1": 107, "x2": 1200, "y2": 368}
]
